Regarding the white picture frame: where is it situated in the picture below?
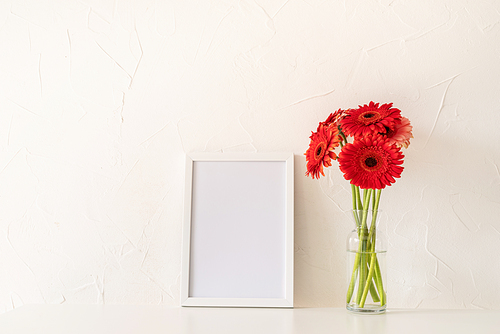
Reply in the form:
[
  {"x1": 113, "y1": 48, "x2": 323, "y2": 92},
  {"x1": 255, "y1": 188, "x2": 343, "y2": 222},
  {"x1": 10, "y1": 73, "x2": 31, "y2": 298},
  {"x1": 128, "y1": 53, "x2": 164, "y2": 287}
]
[{"x1": 181, "y1": 152, "x2": 294, "y2": 308}]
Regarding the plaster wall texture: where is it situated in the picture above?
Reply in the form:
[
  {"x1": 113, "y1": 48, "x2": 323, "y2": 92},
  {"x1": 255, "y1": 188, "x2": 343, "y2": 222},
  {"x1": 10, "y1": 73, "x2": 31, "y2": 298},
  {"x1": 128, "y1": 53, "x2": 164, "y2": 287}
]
[{"x1": 0, "y1": 0, "x2": 499, "y2": 313}]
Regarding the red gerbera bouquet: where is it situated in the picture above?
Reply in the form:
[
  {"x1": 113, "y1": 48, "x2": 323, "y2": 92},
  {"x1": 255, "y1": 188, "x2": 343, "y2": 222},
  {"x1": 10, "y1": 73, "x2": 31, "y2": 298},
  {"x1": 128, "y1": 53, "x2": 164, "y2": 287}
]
[{"x1": 304, "y1": 102, "x2": 413, "y2": 311}]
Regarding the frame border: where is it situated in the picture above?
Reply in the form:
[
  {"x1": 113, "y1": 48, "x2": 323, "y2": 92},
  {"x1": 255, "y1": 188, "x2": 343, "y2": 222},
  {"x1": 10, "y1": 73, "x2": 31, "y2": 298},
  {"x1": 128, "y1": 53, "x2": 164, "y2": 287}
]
[{"x1": 180, "y1": 152, "x2": 294, "y2": 308}]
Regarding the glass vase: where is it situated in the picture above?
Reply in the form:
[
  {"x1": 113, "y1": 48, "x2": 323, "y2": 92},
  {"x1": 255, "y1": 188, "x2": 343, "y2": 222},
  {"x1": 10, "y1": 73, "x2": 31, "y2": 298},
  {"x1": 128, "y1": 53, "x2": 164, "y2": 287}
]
[{"x1": 346, "y1": 210, "x2": 387, "y2": 314}]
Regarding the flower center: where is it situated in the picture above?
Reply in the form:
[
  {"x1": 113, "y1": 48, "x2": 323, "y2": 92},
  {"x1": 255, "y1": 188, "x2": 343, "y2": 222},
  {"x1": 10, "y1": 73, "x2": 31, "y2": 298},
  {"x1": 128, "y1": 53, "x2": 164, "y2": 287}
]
[
  {"x1": 358, "y1": 111, "x2": 381, "y2": 124},
  {"x1": 359, "y1": 148, "x2": 387, "y2": 172},
  {"x1": 365, "y1": 157, "x2": 378, "y2": 167},
  {"x1": 381, "y1": 126, "x2": 394, "y2": 137},
  {"x1": 315, "y1": 143, "x2": 326, "y2": 160}
]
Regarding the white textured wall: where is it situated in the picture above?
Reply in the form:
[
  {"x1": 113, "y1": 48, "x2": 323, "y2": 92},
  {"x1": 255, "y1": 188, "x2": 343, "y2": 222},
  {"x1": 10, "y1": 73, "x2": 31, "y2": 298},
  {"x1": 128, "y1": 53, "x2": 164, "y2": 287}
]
[{"x1": 1, "y1": 0, "x2": 499, "y2": 313}]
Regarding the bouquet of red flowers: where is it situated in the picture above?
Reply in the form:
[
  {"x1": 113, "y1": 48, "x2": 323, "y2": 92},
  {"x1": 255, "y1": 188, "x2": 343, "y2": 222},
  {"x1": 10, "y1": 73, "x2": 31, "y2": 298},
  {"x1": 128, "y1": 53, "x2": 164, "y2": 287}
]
[{"x1": 304, "y1": 102, "x2": 413, "y2": 311}]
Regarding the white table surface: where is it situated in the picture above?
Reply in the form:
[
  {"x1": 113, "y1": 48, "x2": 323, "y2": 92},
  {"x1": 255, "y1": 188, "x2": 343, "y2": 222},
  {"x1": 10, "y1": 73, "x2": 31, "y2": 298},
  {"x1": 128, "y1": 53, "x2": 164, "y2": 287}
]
[{"x1": 1, "y1": 305, "x2": 499, "y2": 334}]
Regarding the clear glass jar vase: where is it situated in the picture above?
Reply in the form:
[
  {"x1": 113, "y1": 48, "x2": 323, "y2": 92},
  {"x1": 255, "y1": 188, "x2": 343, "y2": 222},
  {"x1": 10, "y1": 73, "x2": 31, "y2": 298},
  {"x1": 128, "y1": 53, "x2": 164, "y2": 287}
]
[{"x1": 346, "y1": 210, "x2": 387, "y2": 314}]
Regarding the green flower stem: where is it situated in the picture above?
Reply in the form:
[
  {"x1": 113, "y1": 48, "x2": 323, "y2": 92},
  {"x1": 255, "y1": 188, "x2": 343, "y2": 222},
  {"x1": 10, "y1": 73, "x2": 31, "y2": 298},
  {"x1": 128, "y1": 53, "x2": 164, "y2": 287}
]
[
  {"x1": 351, "y1": 184, "x2": 357, "y2": 210},
  {"x1": 357, "y1": 252, "x2": 385, "y2": 307},
  {"x1": 346, "y1": 188, "x2": 372, "y2": 304},
  {"x1": 360, "y1": 212, "x2": 379, "y2": 307},
  {"x1": 362, "y1": 256, "x2": 381, "y2": 303},
  {"x1": 362, "y1": 260, "x2": 381, "y2": 303},
  {"x1": 363, "y1": 251, "x2": 382, "y2": 303},
  {"x1": 361, "y1": 251, "x2": 381, "y2": 303},
  {"x1": 369, "y1": 279, "x2": 381, "y2": 303},
  {"x1": 355, "y1": 189, "x2": 372, "y2": 304},
  {"x1": 356, "y1": 233, "x2": 367, "y2": 304},
  {"x1": 339, "y1": 131, "x2": 348, "y2": 144},
  {"x1": 347, "y1": 188, "x2": 387, "y2": 308},
  {"x1": 360, "y1": 243, "x2": 378, "y2": 307},
  {"x1": 363, "y1": 189, "x2": 369, "y2": 208},
  {"x1": 359, "y1": 189, "x2": 384, "y2": 307},
  {"x1": 372, "y1": 188, "x2": 377, "y2": 207},
  {"x1": 374, "y1": 257, "x2": 386, "y2": 305},
  {"x1": 366, "y1": 190, "x2": 382, "y2": 250},
  {"x1": 346, "y1": 252, "x2": 360, "y2": 303},
  {"x1": 351, "y1": 185, "x2": 360, "y2": 227},
  {"x1": 371, "y1": 190, "x2": 385, "y2": 305},
  {"x1": 366, "y1": 250, "x2": 384, "y2": 304},
  {"x1": 355, "y1": 187, "x2": 362, "y2": 211}
]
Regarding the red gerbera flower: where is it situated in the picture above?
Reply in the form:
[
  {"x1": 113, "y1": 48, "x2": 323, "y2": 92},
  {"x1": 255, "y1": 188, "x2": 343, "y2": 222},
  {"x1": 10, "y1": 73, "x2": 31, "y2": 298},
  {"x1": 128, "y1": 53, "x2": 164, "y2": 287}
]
[
  {"x1": 340, "y1": 102, "x2": 402, "y2": 138},
  {"x1": 338, "y1": 136, "x2": 404, "y2": 189},
  {"x1": 381, "y1": 116, "x2": 413, "y2": 148},
  {"x1": 318, "y1": 108, "x2": 348, "y2": 131},
  {"x1": 305, "y1": 124, "x2": 341, "y2": 179}
]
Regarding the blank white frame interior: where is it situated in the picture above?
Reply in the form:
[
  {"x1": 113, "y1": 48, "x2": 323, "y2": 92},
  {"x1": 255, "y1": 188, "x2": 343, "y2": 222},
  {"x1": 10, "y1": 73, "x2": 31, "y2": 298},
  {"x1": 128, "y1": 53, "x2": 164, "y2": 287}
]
[{"x1": 181, "y1": 152, "x2": 294, "y2": 308}]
